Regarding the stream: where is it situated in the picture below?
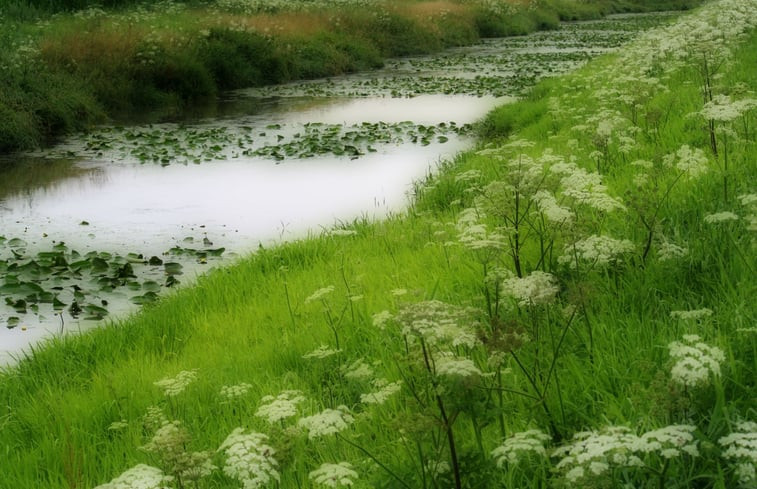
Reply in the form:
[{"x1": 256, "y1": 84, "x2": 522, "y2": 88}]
[{"x1": 0, "y1": 12, "x2": 675, "y2": 364}]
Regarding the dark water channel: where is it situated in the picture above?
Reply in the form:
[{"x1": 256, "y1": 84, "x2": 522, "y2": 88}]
[{"x1": 0, "y1": 12, "x2": 676, "y2": 363}]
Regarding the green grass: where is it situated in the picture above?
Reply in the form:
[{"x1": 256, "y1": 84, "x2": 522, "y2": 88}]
[{"x1": 1, "y1": 1, "x2": 754, "y2": 488}]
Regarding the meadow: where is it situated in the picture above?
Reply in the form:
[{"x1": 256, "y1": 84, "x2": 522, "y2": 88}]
[
  {"x1": 0, "y1": 0, "x2": 754, "y2": 488},
  {"x1": 0, "y1": 0, "x2": 701, "y2": 154}
]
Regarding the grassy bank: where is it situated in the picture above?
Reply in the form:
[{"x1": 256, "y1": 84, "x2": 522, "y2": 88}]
[
  {"x1": 0, "y1": 0, "x2": 701, "y2": 154},
  {"x1": 1, "y1": 0, "x2": 755, "y2": 488}
]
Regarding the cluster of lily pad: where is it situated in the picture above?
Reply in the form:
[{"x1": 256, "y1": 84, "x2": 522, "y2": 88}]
[
  {"x1": 53, "y1": 120, "x2": 473, "y2": 165},
  {"x1": 0, "y1": 236, "x2": 225, "y2": 328}
]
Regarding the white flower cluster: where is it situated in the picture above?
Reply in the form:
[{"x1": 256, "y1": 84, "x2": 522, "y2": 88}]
[
  {"x1": 663, "y1": 145, "x2": 709, "y2": 178},
  {"x1": 220, "y1": 382, "x2": 253, "y2": 400},
  {"x1": 559, "y1": 235, "x2": 634, "y2": 268},
  {"x1": 153, "y1": 369, "x2": 198, "y2": 397},
  {"x1": 554, "y1": 424, "x2": 699, "y2": 483},
  {"x1": 94, "y1": 464, "x2": 173, "y2": 489},
  {"x1": 670, "y1": 308, "x2": 713, "y2": 321},
  {"x1": 456, "y1": 208, "x2": 507, "y2": 252},
  {"x1": 372, "y1": 310, "x2": 393, "y2": 329},
  {"x1": 255, "y1": 390, "x2": 306, "y2": 424},
  {"x1": 143, "y1": 406, "x2": 169, "y2": 432},
  {"x1": 298, "y1": 406, "x2": 354, "y2": 439},
  {"x1": 218, "y1": 428, "x2": 279, "y2": 489},
  {"x1": 719, "y1": 421, "x2": 757, "y2": 486},
  {"x1": 704, "y1": 211, "x2": 740, "y2": 224},
  {"x1": 305, "y1": 285, "x2": 336, "y2": 304},
  {"x1": 435, "y1": 355, "x2": 482, "y2": 379},
  {"x1": 491, "y1": 429, "x2": 551, "y2": 467},
  {"x1": 396, "y1": 300, "x2": 479, "y2": 348},
  {"x1": 141, "y1": 421, "x2": 216, "y2": 482},
  {"x1": 502, "y1": 271, "x2": 559, "y2": 306},
  {"x1": 309, "y1": 462, "x2": 359, "y2": 487},
  {"x1": 532, "y1": 190, "x2": 573, "y2": 223},
  {"x1": 360, "y1": 378, "x2": 402, "y2": 405},
  {"x1": 550, "y1": 161, "x2": 625, "y2": 213},
  {"x1": 342, "y1": 359, "x2": 374, "y2": 380},
  {"x1": 668, "y1": 334, "x2": 725, "y2": 387},
  {"x1": 657, "y1": 240, "x2": 689, "y2": 262},
  {"x1": 699, "y1": 94, "x2": 757, "y2": 122},
  {"x1": 303, "y1": 344, "x2": 342, "y2": 359},
  {"x1": 738, "y1": 193, "x2": 757, "y2": 232}
]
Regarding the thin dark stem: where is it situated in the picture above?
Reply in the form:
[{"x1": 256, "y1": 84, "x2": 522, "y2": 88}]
[{"x1": 336, "y1": 434, "x2": 412, "y2": 489}]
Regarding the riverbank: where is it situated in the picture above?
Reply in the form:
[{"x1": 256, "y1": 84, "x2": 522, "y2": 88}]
[
  {"x1": 0, "y1": 0, "x2": 701, "y2": 154},
  {"x1": 1, "y1": 0, "x2": 754, "y2": 488}
]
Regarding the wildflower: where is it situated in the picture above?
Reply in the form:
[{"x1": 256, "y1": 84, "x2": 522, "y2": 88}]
[
  {"x1": 668, "y1": 334, "x2": 725, "y2": 387},
  {"x1": 663, "y1": 145, "x2": 709, "y2": 178},
  {"x1": 719, "y1": 420, "x2": 757, "y2": 486},
  {"x1": 154, "y1": 369, "x2": 198, "y2": 397},
  {"x1": 218, "y1": 429, "x2": 279, "y2": 489},
  {"x1": 220, "y1": 383, "x2": 253, "y2": 400},
  {"x1": 342, "y1": 359, "x2": 374, "y2": 380},
  {"x1": 551, "y1": 162, "x2": 625, "y2": 212},
  {"x1": 491, "y1": 429, "x2": 551, "y2": 467},
  {"x1": 372, "y1": 310, "x2": 393, "y2": 329},
  {"x1": 435, "y1": 355, "x2": 481, "y2": 379},
  {"x1": 303, "y1": 344, "x2": 341, "y2": 360},
  {"x1": 305, "y1": 286, "x2": 335, "y2": 304},
  {"x1": 255, "y1": 390, "x2": 305, "y2": 424},
  {"x1": 143, "y1": 406, "x2": 169, "y2": 432},
  {"x1": 658, "y1": 241, "x2": 689, "y2": 261},
  {"x1": 636, "y1": 425, "x2": 699, "y2": 458},
  {"x1": 395, "y1": 300, "x2": 479, "y2": 348},
  {"x1": 141, "y1": 421, "x2": 215, "y2": 482},
  {"x1": 298, "y1": 406, "x2": 354, "y2": 439},
  {"x1": 559, "y1": 235, "x2": 634, "y2": 268},
  {"x1": 94, "y1": 464, "x2": 173, "y2": 489},
  {"x1": 360, "y1": 379, "x2": 402, "y2": 405},
  {"x1": 533, "y1": 190, "x2": 572, "y2": 223},
  {"x1": 108, "y1": 420, "x2": 129, "y2": 431},
  {"x1": 704, "y1": 211, "x2": 739, "y2": 223},
  {"x1": 670, "y1": 309, "x2": 713, "y2": 321},
  {"x1": 502, "y1": 271, "x2": 559, "y2": 306},
  {"x1": 309, "y1": 462, "x2": 359, "y2": 487},
  {"x1": 391, "y1": 288, "x2": 408, "y2": 297},
  {"x1": 554, "y1": 426, "x2": 643, "y2": 484},
  {"x1": 425, "y1": 460, "x2": 451, "y2": 477}
]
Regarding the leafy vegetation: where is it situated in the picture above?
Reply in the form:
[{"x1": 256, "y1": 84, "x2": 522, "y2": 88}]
[
  {"x1": 0, "y1": 1, "x2": 754, "y2": 488},
  {"x1": 0, "y1": 0, "x2": 700, "y2": 154}
]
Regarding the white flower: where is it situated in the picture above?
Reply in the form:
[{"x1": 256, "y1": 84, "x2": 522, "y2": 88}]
[
  {"x1": 491, "y1": 429, "x2": 551, "y2": 467},
  {"x1": 663, "y1": 145, "x2": 709, "y2": 178},
  {"x1": 704, "y1": 211, "x2": 739, "y2": 223},
  {"x1": 218, "y1": 429, "x2": 279, "y2": 489},
  {"x1": 108, "y1": 420, "x2": 129, "y2": 431},
  {"x1": 309, "y1": 462, "x2": 359, "y2": 487},
  {"x1": 298, "y1": 406, "x2": 354, "y2": 439},
  {"x1": 372, "y1": 310, "x2": 393, "y2": 329},
  {"x1": 668, "y1": 335, "x2": 725, "y2": 387},
  {"x1": 305, "y1": 286, "x2": 335, "y2": 304},
  {"x1": 670, "y1": 309, "x2": 713, "y2": 321},
  {"x1": 396, "y1": 300, "x2": 479, "y2": 348},
  {"x1": 636, "y1": 425, "x2": 699, "y2": 458},
  {"x1": 658, "y1": 241, "x2": 689, "y2": 261},
  {"x1": 255, "y1": 390, "x2": 306, "y2": 424},
  {"x1": 559, "y1": 235, "x2": 634, "y2": 268},
  {"x1": 303, "y1": 344, "x2": 342, "y2": 359},
  {"x1": 94, "y1": 464, "x2": 173, "y2": 489},
  {"x1": 436, "y1": 355, "x2": 481, "y2": 379},
  {"x1": 141, "y1": 421, "x2": 215, "y2": 482},
  {"x1": 220, "y1": 382, "x2": 253, "y2": 400},
  {"x1": 360, "y1": 378, "x2": 402, "y2": 405},
  {"x1": 342, "y1": 359, "x2": 374, "y2": 380},
  {"x1": 154, "y1": 369, "x2": 198, "y2": 397},
  {"x1": 533, "y1": 190, "x2": 573, "y2": 223},
  {"x1": 502, "y1": 271, "x2": 559, "y2": 306},
  {"x1": 719, "y1": 421, "x2": 757, "y2": 486}
]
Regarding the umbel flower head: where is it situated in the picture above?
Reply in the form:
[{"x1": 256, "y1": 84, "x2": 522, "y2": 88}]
[
  {"x1": 360, "y1": 378, "x2": 402, "y2": 405},
  {"x1": 298, "y1": 405, "x2": 354, "y2": 439},
  {"x1": 140, "y1": 421, "x2": 216, "y2": 483},
  {"x1": 668, "y1": 334, "x2": 725, "y2": 387},
  {"x1": 491, "y1": 429, "x2": 551, "y2": 467},
  {"x1": 153, "y1": 369, "x2": 198, "y2": 397},
  {"x1": 218, "y1": 428, "x2": 279, "y2": 489},
  {"x1": 719, "y1": 420, "x2": 757, "y2": 486},
  {"x1": 94, "y1": 464, "x2": 173, "y2": 489},
  {"x1": 502, "y1": 271, "x2": 559, "y2": 306},
  {"x1": 309, "y1": 462, "x2": 359, "y2": 487},
  {"x1": 395, "y1": 300, "x2": 479, "y2": 348},
  {"x1": 255, "y1": 390, "x2": 306, "y2": 424}
]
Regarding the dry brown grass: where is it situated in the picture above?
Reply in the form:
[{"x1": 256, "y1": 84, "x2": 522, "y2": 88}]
[
  {"x1": 209, "y1": 11, "x2": 333, "y2": 37},
  {"x1": 39, "y1": 26, "x2": 144, "y2": 70}
]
